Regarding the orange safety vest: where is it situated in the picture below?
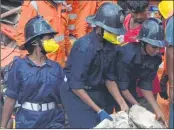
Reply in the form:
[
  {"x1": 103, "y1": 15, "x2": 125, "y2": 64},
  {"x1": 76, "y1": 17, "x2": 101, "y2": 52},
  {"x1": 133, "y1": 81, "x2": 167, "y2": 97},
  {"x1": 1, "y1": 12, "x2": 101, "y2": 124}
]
[{"x1": 15, "y1": 1, "x2": 71, "y2": 67}]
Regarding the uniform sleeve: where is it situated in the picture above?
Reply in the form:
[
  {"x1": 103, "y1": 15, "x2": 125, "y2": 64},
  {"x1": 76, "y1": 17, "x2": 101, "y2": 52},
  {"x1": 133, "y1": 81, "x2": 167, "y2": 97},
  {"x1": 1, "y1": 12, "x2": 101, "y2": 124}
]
[
  {"x1": 15, "y1": 2, "x2": 37, "y2": 46},
  {"x1": 166, "y1": 16, "x2": 174, "y2": 46},
  {"x1": 52, "y1": 66, "x2": 65, "y2": 104},
  {"x1": 5, "y1": 58, "x2": 21, "y2": 100},
  {"x1": 138, "y1": 70, "x2": 157, "y2": 91},
  {"x1": 138, "y1": 59, "x2": 161, "y2": 90},
  {"x1": 116, "y1": 61, "x2": 131, "y2": 90},
  {"x1": 66, "y1": 46, "x2": 92, "y2": 89}
]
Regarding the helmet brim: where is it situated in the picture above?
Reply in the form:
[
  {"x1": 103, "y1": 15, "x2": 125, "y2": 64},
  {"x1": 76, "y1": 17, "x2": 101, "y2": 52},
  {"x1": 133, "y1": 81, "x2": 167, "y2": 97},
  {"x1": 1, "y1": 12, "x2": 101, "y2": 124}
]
[
  {"x1": 25, "y1": 31, "x2": 57, "y2": 45},
  {"x1": 86, "y1": 15, "x2": 126, "y2": 35},
  {"x1": 138, "y1": 37, "x2": 166, "y2": 48}
]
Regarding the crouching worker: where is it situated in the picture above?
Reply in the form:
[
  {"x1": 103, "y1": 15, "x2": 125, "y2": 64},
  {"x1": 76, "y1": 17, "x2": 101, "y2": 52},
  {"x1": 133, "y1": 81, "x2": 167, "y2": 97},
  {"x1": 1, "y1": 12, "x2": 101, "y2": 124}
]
[
  {"x1": 111, "y1": 18, "x2": 167, "y2": 125},
  {"x1": 1, "y1": 16, "x2": 65, "y2": 129},
  {"x1": 60, "y1": 3, "x2": 129, "y2": 129}
]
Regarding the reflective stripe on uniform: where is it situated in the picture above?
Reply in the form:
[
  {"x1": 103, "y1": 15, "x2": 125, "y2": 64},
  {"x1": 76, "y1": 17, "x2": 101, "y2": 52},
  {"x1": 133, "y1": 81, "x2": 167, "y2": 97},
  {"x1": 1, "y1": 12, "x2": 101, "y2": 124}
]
[
  {"x1": 54, "y1": 35, "x2": 64, "y2": 42},
  {"x1": 68, "y1": 14, "x2": 77, "y2": 20},
  {"x1": 30, "y1": 1, "x2": 39, "y2": 14},
  {"x1": 68, "y1": 24, "x2": 75, "y2": 30}
]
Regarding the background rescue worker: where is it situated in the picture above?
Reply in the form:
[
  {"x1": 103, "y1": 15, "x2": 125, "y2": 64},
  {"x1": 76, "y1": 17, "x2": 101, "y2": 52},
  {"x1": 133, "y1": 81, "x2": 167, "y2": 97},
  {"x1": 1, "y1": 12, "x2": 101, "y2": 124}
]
[
  {"x1": 68, "y1": 1, "x2": 117, "y2": 40},
  {"x1": 112, "y1": 17, "x2": 167, "y2": 125},
  {"x1": 124, "y1": 0, "x2": 149, "y2": 43},
  {"x1": 68, "y1": 1, "x2": 97, "y2": 39},
  {"x1": 60, "y1": 3, "x2": 128, "y2": 128},
  {"x1": 15, "y1": 0, "x2": 71, "y2": 67},
  {"x1": 123, "y1": 0, "x2": 161, "y2": 112},
  {"x1": 158, "y1": 1, "x2": 174, "y2": 128},
  {"x1": 1, "y1": 16, "x2": 65, "y2": 129}
]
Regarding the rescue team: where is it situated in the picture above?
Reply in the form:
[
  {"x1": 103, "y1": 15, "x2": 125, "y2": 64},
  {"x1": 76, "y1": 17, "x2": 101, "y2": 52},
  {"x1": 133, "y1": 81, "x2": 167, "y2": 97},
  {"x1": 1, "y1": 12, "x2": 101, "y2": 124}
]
[{"x1": 1, "y1": 0, "x2": 173, "y2": 129}]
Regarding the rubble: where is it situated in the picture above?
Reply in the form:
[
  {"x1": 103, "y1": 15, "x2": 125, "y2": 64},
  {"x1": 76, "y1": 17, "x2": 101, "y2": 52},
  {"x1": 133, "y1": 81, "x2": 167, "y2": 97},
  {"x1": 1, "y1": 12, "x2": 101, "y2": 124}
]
[
  {"x1": 94, "y1": 105, "x2": 166, "y2": 129},
  {"x1": 129, "y1": 105, "x2": 165, "y2": 128}
]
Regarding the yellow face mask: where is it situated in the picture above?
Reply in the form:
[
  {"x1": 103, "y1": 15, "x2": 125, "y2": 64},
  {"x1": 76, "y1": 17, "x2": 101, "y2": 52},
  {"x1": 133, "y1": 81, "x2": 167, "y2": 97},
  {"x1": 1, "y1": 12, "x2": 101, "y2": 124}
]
[
  {"x1": 42, "y1": 39, "x2": 59, "y2": 53},
  {"x1": 103, "y1": 31, "x2": 122, "y2": 45}
]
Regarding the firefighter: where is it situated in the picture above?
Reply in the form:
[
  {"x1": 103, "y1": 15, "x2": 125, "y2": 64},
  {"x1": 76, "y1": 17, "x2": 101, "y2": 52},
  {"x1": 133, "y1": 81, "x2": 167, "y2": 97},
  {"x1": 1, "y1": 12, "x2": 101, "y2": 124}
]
[
  {"x1": 1, "y1": 16, "x2": 65, "y2": 129},
  {"x1": 15, "y1": 0, "x2": 71, "y2": 67},
  {"x1": 60, "y1": 3, "x2": 128, "y2": 128},
  {"x1": 110, "y1": 17, "x2": 167, "y2": 125},
  {"x1": 68, "y1": 1, "x2": 97, "y2": 39},
  {"x1": 158, "y1": 0, "x2": 174, "y2": 128},
  {"x1": 123, "y1": 0, "x2": 162, "y2": 112}
]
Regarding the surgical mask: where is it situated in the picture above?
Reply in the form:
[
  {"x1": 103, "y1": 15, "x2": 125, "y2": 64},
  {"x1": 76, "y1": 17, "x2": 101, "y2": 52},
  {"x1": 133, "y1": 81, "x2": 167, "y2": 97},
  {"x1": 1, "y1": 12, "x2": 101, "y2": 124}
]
[
  {"x1": 103, "y1": 31, "x2": 123, "y2": 45},
  {"x1": 42, "y1": 39, "x2": 59, "y2": 53}
]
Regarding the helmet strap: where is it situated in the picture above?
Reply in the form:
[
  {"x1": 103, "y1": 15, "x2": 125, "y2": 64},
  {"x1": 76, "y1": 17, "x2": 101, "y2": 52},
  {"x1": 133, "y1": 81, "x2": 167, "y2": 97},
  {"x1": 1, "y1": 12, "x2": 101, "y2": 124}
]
[
  {"x1": 141, "y1": 42, "x2": 148, "y2": 54},
  {"x1": 94, "y1": 27, "x2": 105, "y2": 41},
  {"x1": 36, "y1": 38, "x2": 47, "y2": 55}
]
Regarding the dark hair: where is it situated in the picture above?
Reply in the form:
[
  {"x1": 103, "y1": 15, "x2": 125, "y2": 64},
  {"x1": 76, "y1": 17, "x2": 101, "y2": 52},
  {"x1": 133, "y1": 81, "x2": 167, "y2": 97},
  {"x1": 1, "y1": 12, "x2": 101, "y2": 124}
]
[
  {"x1": 24, "y1": 43, "x2": 34, "y2": 54},
  {"x1": 117, "y1": 0, "x2": 129, "y2": 15},
  {"x1": 126, "y1": 0, "x2": 149, "y2": 13}
]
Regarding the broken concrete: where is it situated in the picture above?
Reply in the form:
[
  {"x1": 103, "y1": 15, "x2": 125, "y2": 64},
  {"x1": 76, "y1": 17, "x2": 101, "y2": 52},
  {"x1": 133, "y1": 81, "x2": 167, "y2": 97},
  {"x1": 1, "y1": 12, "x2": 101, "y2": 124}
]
[
  {"x1": 94, "y1": 105, "x2": 166, "y2": 129},
  {"x1": 129, "y1": 105, "x2": 165, "y2": 128}
]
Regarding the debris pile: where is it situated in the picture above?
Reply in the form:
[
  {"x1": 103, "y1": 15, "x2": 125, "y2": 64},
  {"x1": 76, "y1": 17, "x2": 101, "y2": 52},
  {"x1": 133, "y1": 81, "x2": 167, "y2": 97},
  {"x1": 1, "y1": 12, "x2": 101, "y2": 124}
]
[{"x1": 95, "y1": 105, "x2": 166, "y2": 129}]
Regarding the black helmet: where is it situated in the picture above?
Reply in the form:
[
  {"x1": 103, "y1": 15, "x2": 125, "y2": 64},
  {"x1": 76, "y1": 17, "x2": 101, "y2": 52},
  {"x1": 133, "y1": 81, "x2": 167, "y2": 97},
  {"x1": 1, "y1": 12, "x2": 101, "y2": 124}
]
[
  {"x1": 137, "y1": 17, "x2": 166, "y2": 47},
  {"x1": 86, "y1": 3, "x2": 126, "y2": 35},
  {"x1": 24, "y1": 15, "x2": 57, "y2": 45}
]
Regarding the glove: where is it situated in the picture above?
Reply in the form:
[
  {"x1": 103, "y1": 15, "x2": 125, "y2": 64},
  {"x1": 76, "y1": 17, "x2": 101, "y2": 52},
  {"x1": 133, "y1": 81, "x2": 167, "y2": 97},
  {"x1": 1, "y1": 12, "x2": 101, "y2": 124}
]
[
  {"x1": 98, "y1": 110, "x2": 113, "y2": 122},
  {"x1": 159, "y1": 75, "x2": 169, "y2": 100}
]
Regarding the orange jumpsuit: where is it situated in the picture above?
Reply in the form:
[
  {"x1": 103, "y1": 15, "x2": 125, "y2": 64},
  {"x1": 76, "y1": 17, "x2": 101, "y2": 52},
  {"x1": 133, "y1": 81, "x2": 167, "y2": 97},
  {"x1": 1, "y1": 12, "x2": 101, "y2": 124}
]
[
  {"x1": 67, "y1": 1, "x2": 117, "y2": 39},
  {"x1": 15, "y1": 1, "x2": 71, "y2": 67},
  {"x1": 72, "y1": 1, "x2": 97, "y2": 39}
]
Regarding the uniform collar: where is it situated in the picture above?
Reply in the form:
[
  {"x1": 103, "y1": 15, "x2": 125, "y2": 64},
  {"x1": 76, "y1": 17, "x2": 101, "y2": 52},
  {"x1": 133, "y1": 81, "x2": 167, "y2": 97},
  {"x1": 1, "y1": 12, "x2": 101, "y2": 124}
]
[{"x1": 24, "y1": 56, "x2": 52, "y2": 67}]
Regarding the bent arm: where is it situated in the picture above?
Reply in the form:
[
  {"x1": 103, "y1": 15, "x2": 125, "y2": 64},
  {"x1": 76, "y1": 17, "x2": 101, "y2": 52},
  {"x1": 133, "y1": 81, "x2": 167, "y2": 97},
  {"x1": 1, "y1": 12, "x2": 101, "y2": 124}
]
[
  {"x1": 1, "y1": 97, "x2": 16, "y2": 128},
  {"x1": 105, "y1": 80, "x2": 129, "y2": 111},
  {"x1": 72, "y1": 89, "x2": 101, "y2": 112},
  {"x1": 121, "y1": 89, "x2": 139, "y2": 105}
]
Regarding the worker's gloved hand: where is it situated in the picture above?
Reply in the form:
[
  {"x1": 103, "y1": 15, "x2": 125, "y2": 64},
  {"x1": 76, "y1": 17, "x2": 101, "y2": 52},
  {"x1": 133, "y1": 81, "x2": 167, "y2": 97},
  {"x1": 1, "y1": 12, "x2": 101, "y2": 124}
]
[
  {"x1": 160, "y1": 75, "x2": 169, "y2": 100},
  {"x1": 98, "y1": 110, "x2": 113, "y2": 122}
]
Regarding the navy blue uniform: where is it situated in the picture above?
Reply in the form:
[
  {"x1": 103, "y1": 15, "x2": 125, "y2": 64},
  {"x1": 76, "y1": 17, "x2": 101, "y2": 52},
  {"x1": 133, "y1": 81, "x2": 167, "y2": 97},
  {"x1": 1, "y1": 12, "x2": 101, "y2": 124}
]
[
  {"x1": 110, "y1": 43, "x2": 162, "y2": 100},
  {"x1": 5, "y1": 56, "x2": 65, "y2": 128},
  {"x1": 60, "y1": 30, "x2": 116, "y2": 128}
]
